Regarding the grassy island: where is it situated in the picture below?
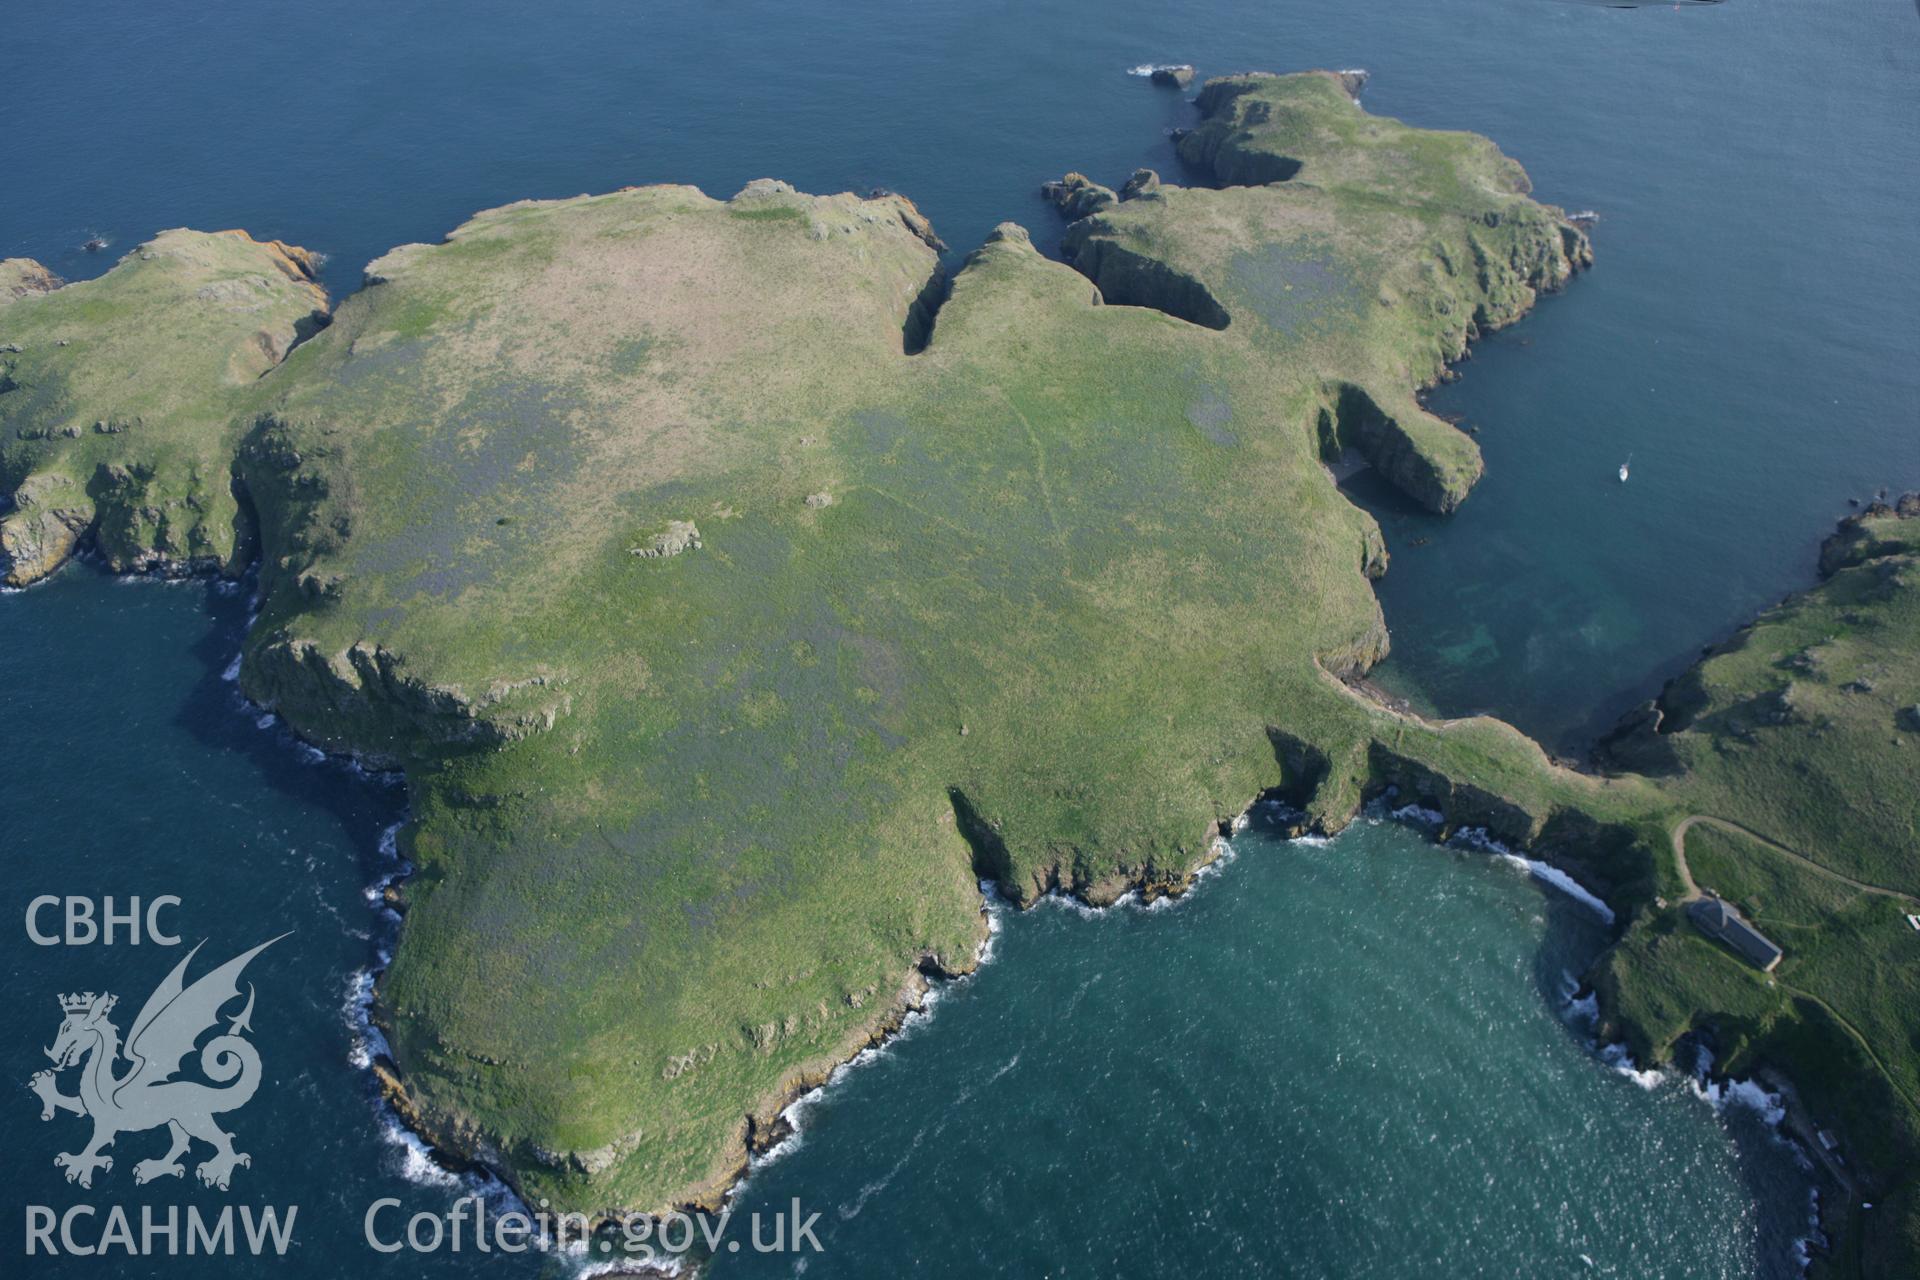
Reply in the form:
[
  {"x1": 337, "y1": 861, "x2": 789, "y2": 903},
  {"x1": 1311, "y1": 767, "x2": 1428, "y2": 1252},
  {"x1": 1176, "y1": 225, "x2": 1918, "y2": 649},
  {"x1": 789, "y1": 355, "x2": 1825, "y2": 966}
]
[{"x1": 2, "y1": 70, "x2": 1910, "y2": 1274}]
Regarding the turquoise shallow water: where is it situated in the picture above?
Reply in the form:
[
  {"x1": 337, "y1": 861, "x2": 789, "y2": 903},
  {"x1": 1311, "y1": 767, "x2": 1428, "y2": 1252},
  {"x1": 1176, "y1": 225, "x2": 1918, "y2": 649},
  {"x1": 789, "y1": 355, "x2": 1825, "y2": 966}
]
[{"x1": 4, "y1": 0, "x2": 1913, "y2": 1274}]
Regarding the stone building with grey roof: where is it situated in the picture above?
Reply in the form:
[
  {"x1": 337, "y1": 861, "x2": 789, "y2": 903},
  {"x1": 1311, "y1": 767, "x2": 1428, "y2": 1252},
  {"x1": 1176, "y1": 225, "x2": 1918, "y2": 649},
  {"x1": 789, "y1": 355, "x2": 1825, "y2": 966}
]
[{"x1": 1688, "y1": 895, "x2": 1783, "y2": 972}]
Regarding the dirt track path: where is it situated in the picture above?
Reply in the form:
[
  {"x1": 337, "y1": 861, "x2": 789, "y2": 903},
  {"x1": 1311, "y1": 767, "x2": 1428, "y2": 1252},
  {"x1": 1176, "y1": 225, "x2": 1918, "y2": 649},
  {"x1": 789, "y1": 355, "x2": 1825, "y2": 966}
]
[
  {"x1": 1669, "y1": 815, "x2": 1920, "y2": 1128},
  {"x1": 1669, "y1": 814, "x2": 1920, "y2": 909}
]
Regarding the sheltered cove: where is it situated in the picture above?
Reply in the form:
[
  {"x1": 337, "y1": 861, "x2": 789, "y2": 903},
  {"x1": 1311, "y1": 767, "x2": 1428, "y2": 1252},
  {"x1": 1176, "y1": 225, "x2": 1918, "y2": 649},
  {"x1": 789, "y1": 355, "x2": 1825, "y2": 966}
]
[{"x1": 3, "y1": 70, "x2": 1915, "y2": 1274}]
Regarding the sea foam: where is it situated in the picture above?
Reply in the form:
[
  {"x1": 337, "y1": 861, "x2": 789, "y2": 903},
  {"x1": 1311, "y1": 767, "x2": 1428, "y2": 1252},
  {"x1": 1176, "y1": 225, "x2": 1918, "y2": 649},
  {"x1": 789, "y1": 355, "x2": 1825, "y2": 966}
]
[
  {"x1": 1599, "y1": 1041, "x2": 1666, "y2": 1090},
  {"x1": 1447, "y1": 826, "x2": 1616, "y2": 924}
]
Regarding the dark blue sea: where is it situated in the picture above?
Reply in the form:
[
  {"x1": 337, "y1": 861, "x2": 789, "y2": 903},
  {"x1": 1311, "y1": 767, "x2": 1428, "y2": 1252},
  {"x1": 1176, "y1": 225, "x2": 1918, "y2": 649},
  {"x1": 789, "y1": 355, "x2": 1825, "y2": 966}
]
[{"x1": 4, "y1": 1, "x2": 1914, "y2": 1275}]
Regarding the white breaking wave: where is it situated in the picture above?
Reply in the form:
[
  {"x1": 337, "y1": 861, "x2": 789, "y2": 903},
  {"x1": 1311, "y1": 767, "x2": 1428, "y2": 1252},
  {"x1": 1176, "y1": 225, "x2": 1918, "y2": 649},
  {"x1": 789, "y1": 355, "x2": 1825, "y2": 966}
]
[
  {"x1": 1557, "y1": 970, "x2": 1601, "y2": 1027},
  {"x1": 1390, "y1": 802, "x2": 1446, "y2": 828},
  {"x1": 1126, "y1": 63, "x2": 1184, "y2": 77},
  {"x1": 221, "y1": 652, "x2": 242, "y2": 682},
  {"x1": 1690, "y1": 1074, "x2": 1788, "y2": 1125},
  {"x1": 1517, "y1": 858, "x2": 1617, "y2": 925},
  {"x1": 1685, "y1": 1044, "x2": 1825, "y2": 1278},
  {"x1": 377, "y1": 1112, "x2": 461, "y2": 1189},
  {"x1": 1599, "y1": 1041, "x2": 1666, "y2": 1090},
  {"x1": 1039, "y1": 889, "x2": 1130, "y2": 919},
  {"x1": 1143, "y1": 838, "x2": 1238, "y2": 912},
  {"x1": 975, "y1": 881, "x2": 1007, "y2": 965},
  {"x1": 1792, "y1": 1187, "x2": 1825, "y2": 1276},
  {"x1": 1688, "y1": 1058, "x2": 1824, "y2": 1277},
  {"x1": 343, "y1": 967, "x2": 391, "y2": 1071},
  {"x1": 365, "y1": 819, "x2": 413, "y2": 914},
  {"x1": 1448, "y1": 826, "x2": 1616, "y2": 924},
  {"x1": 575, "y1": 1257, "x2": 683, "y2": 1280},
  {"x1": 1033, "y1": 833, "x2": 1241, "y2": 920}
]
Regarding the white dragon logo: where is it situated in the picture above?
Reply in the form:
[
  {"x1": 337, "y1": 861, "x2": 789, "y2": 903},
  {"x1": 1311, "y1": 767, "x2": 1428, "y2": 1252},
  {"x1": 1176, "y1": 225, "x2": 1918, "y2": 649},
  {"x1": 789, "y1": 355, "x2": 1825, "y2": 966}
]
[{"x1": 27, "y1": 936, "x2": 282, "y2": 1191}]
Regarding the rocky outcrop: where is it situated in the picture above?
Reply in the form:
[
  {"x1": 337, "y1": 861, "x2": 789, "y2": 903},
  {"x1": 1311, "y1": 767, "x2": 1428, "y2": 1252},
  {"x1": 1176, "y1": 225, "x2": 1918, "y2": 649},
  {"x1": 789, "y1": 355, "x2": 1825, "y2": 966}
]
[
  {"x1": 1359, "y1": 516, "x2": 1389, "y2": 580},
  {"x1": 0, "y1": 475, "x2": 93, "y2": 586},
  {"x1": 1820, "y1": 492, "x2": 1920, "y2": 575},
  {"x1": 1368, "y1": 741, "x2": 1548, "y2": 847},
  {"x1": 630, "y1": 520, "x2": 701, "y2": 558},
  {"x1": 210, "y1": 229, "x2": 328, "y2": 312},
  {"x1": 1176, "y1": 77, "x2": 1311, "y2": 185},
  {"x1": 91, "y1": 462, "x2": 249, "y2": 577},
  {"x1": 242, "y1": 635, "x2": 570, "y2": 769},
  {"x1": 887, "y1": 194, "x2": 947, "y2": 253},
  {"x1": 1593, "y1": 699, "x2": 1683, "y2": 776},
  {"x1": 1040, "y1": 172, "x2": 1117, "y2": 220},
  {"x1": 1120, "y1": 168, "x2": 1162, "y2": 200},
  {"x1": 0, "y1": 259, "x2": 62, "y2": 299},
  {"x1": 1149, "y1": 65, "x2": 1196, "y2": 90}
]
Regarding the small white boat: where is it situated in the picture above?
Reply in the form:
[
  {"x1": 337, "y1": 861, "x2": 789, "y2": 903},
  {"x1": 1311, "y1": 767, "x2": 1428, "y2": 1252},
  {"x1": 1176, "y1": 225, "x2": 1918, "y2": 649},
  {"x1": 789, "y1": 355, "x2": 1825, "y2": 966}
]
[{"x1": 1618, "y1": 454, "x2": 1632, "y2": 483}]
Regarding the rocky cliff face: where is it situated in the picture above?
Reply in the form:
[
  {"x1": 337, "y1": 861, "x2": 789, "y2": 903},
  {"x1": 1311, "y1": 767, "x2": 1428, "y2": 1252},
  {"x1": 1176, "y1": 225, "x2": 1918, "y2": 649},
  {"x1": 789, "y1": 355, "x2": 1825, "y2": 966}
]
[
  {"x1": 0, "y1": 230, "x2": 328, "y2": 586},
  {"x1": 1319, "y1": 384, "x2": 1484, "y2": 515},
  {"x1": 1058, "y1": 226, "x2": 1233, "y2": 330},
  {"x1": 1820, "y1": 490, "x2": 1920, "y2": 575},
  {"x1": 241, "y1": 635, "x2": 570, "y2": 768},
  {"x1": 0, "y1": 474, "x2": 93, "y2": 585}
]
